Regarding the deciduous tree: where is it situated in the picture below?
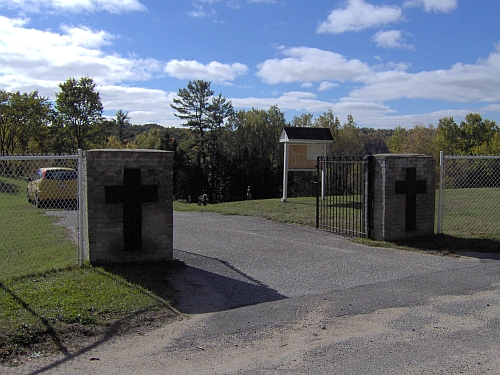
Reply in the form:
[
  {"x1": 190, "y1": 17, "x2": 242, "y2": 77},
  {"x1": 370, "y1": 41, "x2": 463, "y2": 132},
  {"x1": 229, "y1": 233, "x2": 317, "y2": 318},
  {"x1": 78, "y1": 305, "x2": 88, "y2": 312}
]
[
  {"x1": 55, "y1": 77, "x2": 105, "y2": 151},
  {"x1": 437, "y1": 114, "x2": 499, "y2": 155},
  {"x1": 333, "y1": 115, "x2": 364, "y2": 156},
  {"x1": 388, "y1": 124, "x2": 437, "y2": 158},
  {"x1": 0, "y1": 90, "x2": 52, "y2": 155},
  {"x1": 291, "y1": 113, "x2": 313, "y2": 127}
]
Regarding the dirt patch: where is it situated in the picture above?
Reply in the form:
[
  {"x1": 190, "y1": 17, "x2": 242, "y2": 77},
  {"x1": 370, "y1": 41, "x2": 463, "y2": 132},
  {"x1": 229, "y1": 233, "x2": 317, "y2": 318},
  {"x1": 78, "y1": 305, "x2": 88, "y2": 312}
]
[
  {"x1": 1, "y1": 259, "x2": 184, "y2": 366},
  {"x1": 1, "y1": 308, "x2": 180, "y2": 366},
  {"x1": 44, "y1": 210, "x2": 78, "y2": 244}
]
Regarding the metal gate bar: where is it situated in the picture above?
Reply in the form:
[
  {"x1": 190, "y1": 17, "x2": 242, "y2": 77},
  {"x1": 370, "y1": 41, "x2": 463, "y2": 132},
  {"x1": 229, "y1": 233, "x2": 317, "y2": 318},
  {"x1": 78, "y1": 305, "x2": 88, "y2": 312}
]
[{"x1": 316, "y1": 156, "x2": 371, "y2": 237}]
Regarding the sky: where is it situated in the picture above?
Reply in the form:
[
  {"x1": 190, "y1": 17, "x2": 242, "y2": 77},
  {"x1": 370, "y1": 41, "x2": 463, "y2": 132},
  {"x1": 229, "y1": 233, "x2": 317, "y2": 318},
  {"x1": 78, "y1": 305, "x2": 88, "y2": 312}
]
[{"x1": 1, "y1": 0, "x2": 499, "y2": 129}]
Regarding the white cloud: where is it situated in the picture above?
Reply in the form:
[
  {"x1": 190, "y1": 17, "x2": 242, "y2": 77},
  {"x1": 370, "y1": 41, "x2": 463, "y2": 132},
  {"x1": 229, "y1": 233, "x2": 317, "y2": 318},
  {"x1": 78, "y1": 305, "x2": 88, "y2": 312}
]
[
  {"x1": 59, "y1": 24, "x2": 115, "y2": 48},
  {"x1": 0, "y1": 0, "x2": 146, "y2": 14},
  {"x1": 232, "y1": 90, "x2": 477, "y2": 129},
  {"x1": 318, "y1": 81, "x2": 338, "y2": 91},
  {"x1": 232, "y1": 91, "x2": 330, "y2": 113},
  {"x1": 0, "y1": 16, "x2": 162, "y2": 94},
  {"x1": 479, "y1": 103, "x2": 500, "y2": 113},
  {"x1": 248, "y1": 43, "x2": 500, "y2": 128},
  {"x1": 187, "y1": 5, "x2": 216, "y2": 18},
  {"x1": 231, "y1": 92, "x2": 398, "y2": 125},
  {"x1": 349, "y1": 45, "x2": 500, "y2": 103},
  {"x1": 100, "y1": 85, "x2": 179, "y2": 126},
  {"x1": 256, "y1": 46, "x2": 370, "y2": 84},
  {"x1": 164, "y1": 60, "x2": 248, "y2": 83},
  {"x1": 372, "y1": 30, "x2": 413, "y2": 49},
  {"x1": 187, "y1": 0, "x2": 220, "y2": 18},
  {"x1": 317, "y1": 0, "x2": 403, "y2": 34},
  {"x1": 404, "y1": 0, "x2": 457, "y2": 13},
  {"x1": 350, "y1": 108, "x2": 471, "y2": 128}
]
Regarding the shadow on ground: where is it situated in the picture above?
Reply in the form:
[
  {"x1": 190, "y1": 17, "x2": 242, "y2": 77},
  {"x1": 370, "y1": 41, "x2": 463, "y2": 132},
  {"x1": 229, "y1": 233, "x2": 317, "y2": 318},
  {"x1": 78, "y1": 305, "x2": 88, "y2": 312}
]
[
  {"x1": 392, "y1": 234, "x2": 500, "y2": 258},
  {"x1": 101, "y1": 256, "x2": 286, "y2": 315}
]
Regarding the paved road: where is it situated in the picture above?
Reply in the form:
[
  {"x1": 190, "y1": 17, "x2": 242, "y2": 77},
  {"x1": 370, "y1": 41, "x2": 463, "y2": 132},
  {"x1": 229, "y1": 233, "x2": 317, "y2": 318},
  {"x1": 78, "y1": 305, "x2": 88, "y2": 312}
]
[
  {"x1": 170, "y1": 212, "x2": 490, "y2": 313},
  {"x1": 5, "y1": 211, "x2": 500, "y2": 374}
]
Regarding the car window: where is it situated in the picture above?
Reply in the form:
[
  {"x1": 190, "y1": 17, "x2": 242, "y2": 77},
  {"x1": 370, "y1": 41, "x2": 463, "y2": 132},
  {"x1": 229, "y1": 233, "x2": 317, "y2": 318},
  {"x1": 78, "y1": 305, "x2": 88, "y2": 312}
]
[{"x1": 47, "y1": 170, "x2": 77, "y2": 180}]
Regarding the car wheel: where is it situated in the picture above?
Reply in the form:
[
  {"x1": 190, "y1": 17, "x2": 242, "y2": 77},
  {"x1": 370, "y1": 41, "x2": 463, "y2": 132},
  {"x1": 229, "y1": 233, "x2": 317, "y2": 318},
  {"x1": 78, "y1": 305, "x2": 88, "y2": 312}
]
[{"x1": 35, "y1": 192, "x2": 43, "y2": 208}]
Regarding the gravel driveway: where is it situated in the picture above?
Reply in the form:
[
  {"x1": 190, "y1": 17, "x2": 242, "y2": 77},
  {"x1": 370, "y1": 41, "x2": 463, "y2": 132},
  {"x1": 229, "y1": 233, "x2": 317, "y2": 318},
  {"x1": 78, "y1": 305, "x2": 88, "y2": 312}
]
[{"x1": 5, "y1": 211, "x2": 500, "y2": 374}]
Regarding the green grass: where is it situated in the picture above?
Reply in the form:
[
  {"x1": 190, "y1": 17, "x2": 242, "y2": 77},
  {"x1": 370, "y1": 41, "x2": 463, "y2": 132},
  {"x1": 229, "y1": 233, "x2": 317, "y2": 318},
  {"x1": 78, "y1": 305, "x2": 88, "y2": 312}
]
[
  {"x1": 0, "y1": 177, "x2": 77, "y2": 280},
  {"x1": 440, "y1": 187, "x2": 500, "y2": 236},
  {"x1": 174, "y1": 196, "x2": 318, "y2": 227},
  {"x1": 174, "y1": 195, "x2": 365, "y2": 233},
  {"x1": 0, "y1": 176, "x2": 177, "y2": 363}
]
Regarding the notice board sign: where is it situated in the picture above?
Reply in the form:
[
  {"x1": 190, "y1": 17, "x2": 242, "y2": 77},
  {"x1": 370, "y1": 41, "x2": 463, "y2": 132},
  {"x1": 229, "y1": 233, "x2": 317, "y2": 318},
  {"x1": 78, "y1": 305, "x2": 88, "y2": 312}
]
[{"x1": 287, "y1": 144, "x2": 325, "y2": 171}]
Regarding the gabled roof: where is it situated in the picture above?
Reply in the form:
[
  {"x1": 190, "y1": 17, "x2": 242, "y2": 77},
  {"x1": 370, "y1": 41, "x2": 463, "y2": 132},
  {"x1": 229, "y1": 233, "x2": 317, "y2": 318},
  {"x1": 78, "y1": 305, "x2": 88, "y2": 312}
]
[{"x1": 279, "y1": 127, "x2": 334, "y2": 143}]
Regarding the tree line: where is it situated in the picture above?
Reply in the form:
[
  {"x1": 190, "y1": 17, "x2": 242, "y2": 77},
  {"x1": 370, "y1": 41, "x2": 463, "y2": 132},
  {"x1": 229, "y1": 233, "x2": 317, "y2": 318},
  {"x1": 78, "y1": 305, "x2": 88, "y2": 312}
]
[
  {"x1": 387, "y1": 114, "x2": 500, "y2": 158},
  {"x1": 1, "y1": 77, "x2": 498, "y2": 201}
]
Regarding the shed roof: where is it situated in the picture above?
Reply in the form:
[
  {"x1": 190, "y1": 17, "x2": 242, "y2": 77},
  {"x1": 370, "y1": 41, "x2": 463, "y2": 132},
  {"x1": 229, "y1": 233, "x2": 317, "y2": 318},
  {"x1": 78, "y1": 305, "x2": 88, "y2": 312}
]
[{"x1": 279, "y1": 127, "x2": 334, "y2": 143}]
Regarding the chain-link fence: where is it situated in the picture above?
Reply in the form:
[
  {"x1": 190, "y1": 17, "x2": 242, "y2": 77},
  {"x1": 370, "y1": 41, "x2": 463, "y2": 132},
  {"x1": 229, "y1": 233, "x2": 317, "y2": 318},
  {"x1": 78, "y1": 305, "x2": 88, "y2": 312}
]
[
  {"x1": 437, "y1": 153, "x2": 500, "y2": 238},
  {"x1": 0, "y1": 154, "x2": 83, "y2": 281}
]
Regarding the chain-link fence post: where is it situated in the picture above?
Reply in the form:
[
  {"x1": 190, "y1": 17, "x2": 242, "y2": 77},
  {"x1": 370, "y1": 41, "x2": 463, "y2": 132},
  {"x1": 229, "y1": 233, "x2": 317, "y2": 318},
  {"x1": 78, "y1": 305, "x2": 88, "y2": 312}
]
[{"x1": 437, "y1": 151, "x2": 445, "y2": 234}]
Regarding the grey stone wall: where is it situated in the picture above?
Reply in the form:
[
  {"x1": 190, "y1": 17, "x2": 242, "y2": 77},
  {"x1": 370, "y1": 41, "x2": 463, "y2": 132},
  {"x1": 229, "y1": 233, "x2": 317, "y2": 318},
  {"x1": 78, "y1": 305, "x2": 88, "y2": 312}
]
[
  {"x1": 83, "y1": 149, "x2": 173, "y2": 263},
  {"x1": 372, "y1": 154, "x2": 436, "y2": 241}
]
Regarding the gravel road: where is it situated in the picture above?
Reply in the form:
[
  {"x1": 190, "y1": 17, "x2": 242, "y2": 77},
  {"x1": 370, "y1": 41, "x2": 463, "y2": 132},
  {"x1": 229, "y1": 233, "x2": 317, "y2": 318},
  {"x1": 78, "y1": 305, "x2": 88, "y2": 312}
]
[{"x1": 4, "y1": 211, "x2": 500, "y2": 374}]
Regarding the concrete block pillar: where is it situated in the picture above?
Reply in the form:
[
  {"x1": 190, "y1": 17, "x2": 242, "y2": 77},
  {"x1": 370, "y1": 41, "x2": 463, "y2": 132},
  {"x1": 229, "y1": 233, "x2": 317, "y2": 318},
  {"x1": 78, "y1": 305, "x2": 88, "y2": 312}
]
[
  {"x1": 371, "y1": 154, "x2": 435, "y2": 241},
  {"x1": 83, "y1": 149, "x2": 173, "y2": 263}
]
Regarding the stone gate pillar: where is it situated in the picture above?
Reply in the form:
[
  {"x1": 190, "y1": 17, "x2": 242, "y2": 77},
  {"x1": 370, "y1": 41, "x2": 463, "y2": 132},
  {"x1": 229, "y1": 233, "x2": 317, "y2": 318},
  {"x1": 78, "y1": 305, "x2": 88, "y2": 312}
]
[
  {"x1": 371, "y1": 154, "x2": 435, "y2": 241},
  {"x1": 83, "y1": 149, "x2": 173, "y2": 263}
]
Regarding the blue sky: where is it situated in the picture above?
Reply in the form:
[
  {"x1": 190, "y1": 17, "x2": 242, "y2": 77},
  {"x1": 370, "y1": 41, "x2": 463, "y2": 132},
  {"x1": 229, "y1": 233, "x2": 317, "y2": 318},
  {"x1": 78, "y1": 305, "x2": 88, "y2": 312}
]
[{"x1": 1, "y1": 0, "x2": 499, "y2": 128}]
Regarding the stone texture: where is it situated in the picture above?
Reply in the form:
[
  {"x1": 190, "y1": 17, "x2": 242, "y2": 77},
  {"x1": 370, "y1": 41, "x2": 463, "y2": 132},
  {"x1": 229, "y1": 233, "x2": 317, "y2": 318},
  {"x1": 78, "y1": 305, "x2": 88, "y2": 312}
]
[
  {"x1": 83, "y1": 149, "x2": 173, "y2": 263},
  {"x1": 372, "y1": 154, "x2": 436, "y2": 241}
]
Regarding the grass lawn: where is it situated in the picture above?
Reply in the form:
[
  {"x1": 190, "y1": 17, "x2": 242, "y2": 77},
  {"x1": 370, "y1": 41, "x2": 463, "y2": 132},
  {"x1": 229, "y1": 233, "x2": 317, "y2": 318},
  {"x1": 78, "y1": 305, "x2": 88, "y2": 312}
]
[
  {"x1": 0, "y1": 181, "x2": 77, "y2": 281},
  {"x1": 174, "y1": 196, "x2": 318, "y2": 227},
  {"x1": 0, "y1": 176, "x2": 178, "y2": 364},
  {"x1": 440, "y1": 187, "x2": 500, "y2": 236}
]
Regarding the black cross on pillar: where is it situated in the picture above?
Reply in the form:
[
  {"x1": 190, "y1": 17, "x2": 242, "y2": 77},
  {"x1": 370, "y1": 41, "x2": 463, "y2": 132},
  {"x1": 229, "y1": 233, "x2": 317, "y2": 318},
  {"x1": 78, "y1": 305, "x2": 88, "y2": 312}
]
[
  {"x1": 105, "y1": 168, "x2": 159, "y2": 251},
  {"x1": 395, "y1": 167, "x2": 427, "y2": 231}
]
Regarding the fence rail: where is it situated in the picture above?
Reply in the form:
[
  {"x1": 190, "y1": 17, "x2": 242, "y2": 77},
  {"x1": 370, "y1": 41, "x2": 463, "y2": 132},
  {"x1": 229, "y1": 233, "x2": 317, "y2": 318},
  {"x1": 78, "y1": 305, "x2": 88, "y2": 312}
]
[{"x1": 437, "y1": 152, "x2": 500, "y2": 237}]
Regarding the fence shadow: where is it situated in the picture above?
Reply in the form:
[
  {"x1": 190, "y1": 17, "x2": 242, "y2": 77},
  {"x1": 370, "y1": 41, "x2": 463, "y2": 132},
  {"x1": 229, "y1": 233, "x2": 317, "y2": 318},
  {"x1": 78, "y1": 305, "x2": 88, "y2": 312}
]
[
  {"x1": 392, "y1": 234, "x2": 500, "y2": 258},
  {"x1": 1, "y1": 274, "x2": 177, "y2": 375},
  {"x1": 0, "y1": 280, "x2": 69, "y2": 357}
]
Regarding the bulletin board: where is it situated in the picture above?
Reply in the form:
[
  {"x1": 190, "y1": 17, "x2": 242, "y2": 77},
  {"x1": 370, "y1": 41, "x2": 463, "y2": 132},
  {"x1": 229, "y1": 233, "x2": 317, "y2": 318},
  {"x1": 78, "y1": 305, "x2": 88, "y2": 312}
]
[{"x1": 287, "y1": 144, "x2": 325, "y2": 171}]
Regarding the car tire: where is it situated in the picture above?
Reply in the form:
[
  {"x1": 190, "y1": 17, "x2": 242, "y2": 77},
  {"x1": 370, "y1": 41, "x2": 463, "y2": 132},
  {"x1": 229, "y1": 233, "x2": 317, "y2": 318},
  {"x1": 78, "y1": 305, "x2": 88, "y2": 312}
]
[{"x1": 35, "y1": 192, "x2": 43, "y2": 208}]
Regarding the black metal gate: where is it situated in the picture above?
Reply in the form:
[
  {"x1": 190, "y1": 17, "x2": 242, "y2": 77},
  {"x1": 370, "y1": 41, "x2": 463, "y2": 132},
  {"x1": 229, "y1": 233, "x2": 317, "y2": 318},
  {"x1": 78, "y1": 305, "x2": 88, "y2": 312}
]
[{"x1": 316, "y1": 156, "x2": 373, "y2": 237}]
